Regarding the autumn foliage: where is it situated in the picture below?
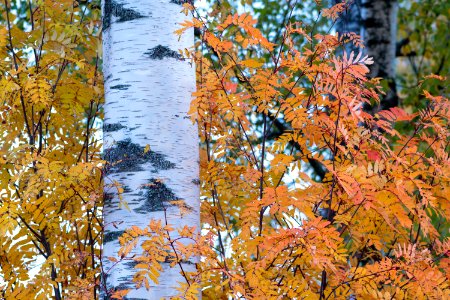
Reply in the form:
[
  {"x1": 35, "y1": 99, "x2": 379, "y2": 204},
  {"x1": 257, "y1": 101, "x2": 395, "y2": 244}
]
[
  {"x1": 0, "y1": 0, "x2": 449, "y2": 299},
  {"x1": 0, "y1": 1, "x2": 103, "y2": 298}
]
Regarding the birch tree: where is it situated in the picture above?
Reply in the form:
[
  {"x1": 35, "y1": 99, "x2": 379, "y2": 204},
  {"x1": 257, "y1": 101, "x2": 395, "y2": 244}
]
[
  {"x1": 336, "y1": 0, "x2": 399, "y2": 110},
  {"x1": 101, "y1": 0, "x2": 199, "y2": 298}
]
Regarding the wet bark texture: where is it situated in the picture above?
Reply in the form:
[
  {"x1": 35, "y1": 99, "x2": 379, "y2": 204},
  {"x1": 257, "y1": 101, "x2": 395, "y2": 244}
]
[
  {"x1": 101, "y1": 0, "x2": 199, "y2": 298},
  {"x1": 336, "y1": 0, "x2": 399, "y2": 111}
]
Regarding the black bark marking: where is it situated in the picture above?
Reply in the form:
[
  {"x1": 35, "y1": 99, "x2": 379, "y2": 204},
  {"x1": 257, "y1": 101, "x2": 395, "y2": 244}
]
[
  {"x1": 118, "y1": 278, "x2": 133, "y2": 285},
  {"x1": 170, "y1": 0, "x2": 191, "y2": 5},
  {"x1": 103, "y1": 192, "x2": 114, "y2": 205},
  {"x1": 192, "y1": 178, "x2": 200, "y2": 185},
  {"x1": 103, "y1": 0, "x2": 147, "y2": 30},
  {"x1": 144, "y1": 45, "x2": 182, "y2": 60},
  {"x1": 110, "y1": 84, "x2": 131, "y2": 90},
  {"x1": 103, "y1": 230, "x2": 125, "y2": 243},
  {"x1": 104, "y1": 123, "x2": 126, "y2": 132},
  {"x1": 123, "y1": 261, "x2": 139, "y2": 268},
  {"x1": 135, "y1": 179, "x2": 179, "y2": 213},
  {"x1": 104, "y1": 139, "x2": 175, "y2": 174},
  {"x1": 123, "y1": 185, "x2": 132, "y2": 193}
]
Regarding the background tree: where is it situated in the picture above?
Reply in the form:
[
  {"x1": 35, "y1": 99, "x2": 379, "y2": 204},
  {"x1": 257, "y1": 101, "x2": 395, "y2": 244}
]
[
  {"x1": 336, "y1": 0, "x2": 399, "y2": 111},
  {"x1": 100, "y1": 0, "x2": 199, "y2": 298}
]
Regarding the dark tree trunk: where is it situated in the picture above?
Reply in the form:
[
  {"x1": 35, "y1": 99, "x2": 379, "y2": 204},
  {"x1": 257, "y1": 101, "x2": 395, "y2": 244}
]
[{"x1": 336, "y1": 0, "x2": 399, "y2": 111}]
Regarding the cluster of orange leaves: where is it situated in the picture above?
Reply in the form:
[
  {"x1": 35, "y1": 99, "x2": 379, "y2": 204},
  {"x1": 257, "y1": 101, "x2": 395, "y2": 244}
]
[{"x1": 116, "y1": 2, "x2": 449, "y2": 299}]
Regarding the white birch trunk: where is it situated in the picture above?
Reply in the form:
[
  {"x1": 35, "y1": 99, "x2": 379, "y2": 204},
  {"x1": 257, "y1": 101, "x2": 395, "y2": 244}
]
[{"x1": 101, "y1": 0, "x2": 199, "y2": 298}]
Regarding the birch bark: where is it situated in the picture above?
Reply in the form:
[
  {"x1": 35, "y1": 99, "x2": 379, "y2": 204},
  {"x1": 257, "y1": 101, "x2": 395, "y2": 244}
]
[
  {"x1": 336, "y1": 0, "x2": 399, "y2": 110},
  {"x1": 101, "y1": 0, "x2": 198, "y2": 298}
]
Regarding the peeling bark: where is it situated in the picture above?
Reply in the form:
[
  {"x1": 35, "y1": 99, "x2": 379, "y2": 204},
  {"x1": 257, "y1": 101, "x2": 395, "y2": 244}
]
[{"x1": 101, "y1": 0, "x2": 198, "y2": 298}]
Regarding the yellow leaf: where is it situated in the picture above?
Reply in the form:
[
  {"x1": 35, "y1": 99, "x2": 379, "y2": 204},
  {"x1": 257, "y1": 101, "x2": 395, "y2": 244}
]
[
  {"x1": 240, "y1": 59, "x2": 264, "y2": 68},
  {"x1": 144, "y1": 144, "x2": 151, "y2": 154}
]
